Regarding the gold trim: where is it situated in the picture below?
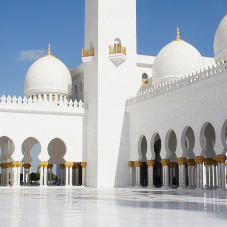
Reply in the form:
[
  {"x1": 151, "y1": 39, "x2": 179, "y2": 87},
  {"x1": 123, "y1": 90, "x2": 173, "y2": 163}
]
[
  {"x1": 43, "y1": 43, "x2": 55, "y2": 57},
  {"x1": 60, "y1": 164, "x2": 65, "y2": 169},
  {"x1": 216, "y1": 155, "x2": 226, "y2": 163},
  {"x1": 81, "y1": 162, "x2": 87, "y2": 168},
  {"x1": 134, "y1": 161, "x2": 142, "y2": 167},
  {"x1": 195, "y1": 156, "x2": 204, "y2": 165},
  {"x1": 147, "y1": 160, "x2": 155, "y2": 167},
  {"x1": 128, "y1": 161, "x2": 134, "y2": 167},
  {"x1": 161, "y1": 159, "x2": 170, "y2": 166}
]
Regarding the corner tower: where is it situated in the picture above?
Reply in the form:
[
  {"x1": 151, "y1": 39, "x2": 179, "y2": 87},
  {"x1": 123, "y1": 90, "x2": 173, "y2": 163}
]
[{"x1": 84, "y1": 0, "x2": 137, "y2": 187}]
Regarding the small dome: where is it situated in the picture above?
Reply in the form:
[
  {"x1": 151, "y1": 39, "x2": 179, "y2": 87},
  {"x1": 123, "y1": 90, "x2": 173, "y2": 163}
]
[
  {"x1": 24, "y1": 45, "x2": 72, "y2": 98},
  {"x1": 214, "y1": 15, "x2": 227, "y2": 63},
  {"x1": 152, "y1": 29, "x2": 204, "y2": 86}
]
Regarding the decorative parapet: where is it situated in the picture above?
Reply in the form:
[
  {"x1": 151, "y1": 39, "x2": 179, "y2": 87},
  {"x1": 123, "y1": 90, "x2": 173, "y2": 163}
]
[
  {"x1": 109, "y1": 44, "x2": 126, "y2": 56},
  {"x1": 82, "y1": 47, "x2": 94, "y2": 57},
  {"x1": 0, "y1": 95, "x2": 87, "y2": 115},
  {"x1": 126, "y1": 60, "x2": 227, "y2": 106}
]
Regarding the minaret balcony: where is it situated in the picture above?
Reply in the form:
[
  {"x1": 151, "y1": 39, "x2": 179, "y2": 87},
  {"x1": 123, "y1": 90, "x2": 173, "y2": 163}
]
[
  {"x1": 82, "y1": 47, "x2": 94, "y2": 67},
  {"x1": 109, "y1": 44, "x2": 127, "y2": 67}
]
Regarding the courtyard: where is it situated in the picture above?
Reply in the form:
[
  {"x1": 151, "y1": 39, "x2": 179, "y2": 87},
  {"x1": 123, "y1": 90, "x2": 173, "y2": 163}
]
[{"x1": 0, "y1": 187, "x2": 226, "y2": 226}]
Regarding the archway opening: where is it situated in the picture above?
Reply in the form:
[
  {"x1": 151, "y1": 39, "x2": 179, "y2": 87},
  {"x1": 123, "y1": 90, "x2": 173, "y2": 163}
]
[
  {"x1": 48, "y1": 138, "x2": 66, "y2": 185},
  {"x1": 153, "y1": 133, "x2": 161, "y2": 187},
  {"x1": 22, "y1": 137, "x2": 40, "y2": 185}
]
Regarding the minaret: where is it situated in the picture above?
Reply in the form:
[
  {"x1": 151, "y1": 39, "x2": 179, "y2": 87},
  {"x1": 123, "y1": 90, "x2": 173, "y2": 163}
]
[{"x1": 84, "y1": 0, "x2": 138, "y2": 187}]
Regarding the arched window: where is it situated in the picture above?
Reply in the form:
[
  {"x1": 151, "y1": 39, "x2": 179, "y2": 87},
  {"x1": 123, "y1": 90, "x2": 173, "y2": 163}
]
[
  {"x1": 142, "y1": 73, "x2": 148, "y2": 84},
  {"x1": 75, "y1": 85, "x2": 77, "y2": 94}
]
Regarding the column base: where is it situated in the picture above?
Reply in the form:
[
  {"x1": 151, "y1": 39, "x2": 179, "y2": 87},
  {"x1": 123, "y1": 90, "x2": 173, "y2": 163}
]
[
  {"x1": 73, "y1": 184, "x2": 80, "y2": 186},
  {"x1": 65, "y1": 185, "x2": 74, "y2": 188},
  {"x1": 161, "y1": 186, "x2": 171, "y2": 189},
  {"x1": 187, "y1": 186, "x2": 195, "y2": 189},
  {"x1": 39, "y1": 185, "x2": 48, "y2": 188},
  {"x1": 177, "y1": 187, "x2": 186, "y2": 190},
  {"x1": 195, "y1": 187, "x2": 204, "y2": 190},
  {"x1": 10, "y1": 185, "x2": 21, "y2": 188},
  {"x1": 147, "y1": 185, "x2": 155, "y2": 189},
  {"x1": 135, "y1": 185, "x2": 142, "y2": 188},
  {"x1": 216, "y1": 188, "x2": 226, "y2": 191}
]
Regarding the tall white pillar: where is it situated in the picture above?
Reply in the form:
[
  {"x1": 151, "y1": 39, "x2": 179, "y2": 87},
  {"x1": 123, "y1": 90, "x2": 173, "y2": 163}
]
[
  {"x1": 81, "y1": 162, "x2": 87, "y2": 186},
  {"x1": 74, "y1": 164, "x2": 80, "y2": 186},
  {"x1": 39, "y1": 162, "x2": 44, "y2": 186},
  {"x1": 195, "y1": 157, "x2": 204, "y2": 190},
  {"x1": 216, "y1": 155, "x2": 226, "y2": 190},
  {"x1": 65, "y1": 163, "x2": 69, "y2": 186},
  {"x1": 60, "y1": 164, "x2": 64, "y2": 186},
  {"x1": 187, "y1": 160, "x2": 194, "y2": 189},
  {"x1": 128, "y1": 161, "x2": 134, "y2": 187},
  {"x1": 68, "y1": 162, "x2": 73, "y2": 186},
  {"x1": 205, "y1": 164, "x2": 210, "y2": 189},
  {"x1": 147, "y1": 160, "x2": 155, "y2": 188},
  {"x1": 134, "y1": 161, "x2": 141, "y2": 187},
  {"x1": 48, "y1": 164, "x2": 53, "y2": 186},
  {"x1": 23, "y1": 165, "x2": 27, "y2": 185},
  {"x1": 161, "y1": 159, "x2": 170, "y2": 189},
  {"x1": 177, "y1": 158, "x2": 186, "y2": 189},
  {"x1": 210, "y1": 163, "x2": 213, "y2": 188},
  {"x1": 213, "y1": 161, "x2": 218, "y2": 188},
  {"x1": 5, "y1": 163, "x2": 10, "y2": 187},
  {"x1": 43, "y1": 162, "x2": 48, "y2": 186},
  {"x1": 17, "y1": 161, "x2": 22, "y2": 186}
]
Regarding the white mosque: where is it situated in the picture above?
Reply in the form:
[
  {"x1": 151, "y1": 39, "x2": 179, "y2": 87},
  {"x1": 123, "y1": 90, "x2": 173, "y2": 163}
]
[{"x1": 0, "y1": 0, "x2": 227, "y2": 190}]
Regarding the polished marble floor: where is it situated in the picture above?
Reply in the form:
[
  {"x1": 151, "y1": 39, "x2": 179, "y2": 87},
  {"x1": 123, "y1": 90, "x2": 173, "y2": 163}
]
[{"x1": 0, "y1": 186, "x2": 227, "y2": 227}]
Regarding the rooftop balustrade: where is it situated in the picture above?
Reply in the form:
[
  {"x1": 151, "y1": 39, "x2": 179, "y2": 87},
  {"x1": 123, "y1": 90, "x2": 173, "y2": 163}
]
[
  {"x1": 109, "y1": 44, "x2": 126, "y2": 56},
  {"x1": 82, "y1": 47, "x2": 94, "y2": 57}
]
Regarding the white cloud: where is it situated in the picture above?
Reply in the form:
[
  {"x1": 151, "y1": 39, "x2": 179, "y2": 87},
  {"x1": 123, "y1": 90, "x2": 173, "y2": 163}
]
[{"x1": 16, "y1": 49, "x2": 46, "y2": 61}]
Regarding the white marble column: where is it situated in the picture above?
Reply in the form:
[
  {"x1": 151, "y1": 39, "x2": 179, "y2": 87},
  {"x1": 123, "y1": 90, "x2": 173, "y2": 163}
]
[
  {"x1": 161, "y1": 159, "x2": 170, "y2": 189},
  {"x1": 81, "y1": 162, "x2": 87, "y2": 186},
  {"x1": 147, "y1": 160, "x2": 155, "y2": 188},
  {"x1": 134, "y1": 161, "x2": 141, "y2": 187},
  {"x1": 65, "y1": 166, "x2": 69, "y2": 186},
  {"x1": 17, "y1": 162, "x2": 22, "y2": 186},
  {"x1": 128, "y1": 161, "x2": 134, "y2": 187},
  {"x1": 210, "y1": 164, "x2": 213, "y2": 188},
  {"x1": 177, "y1": 158, "x2": 186, "y2": 189},
  {"x1": 205, "y1": 164, "x2": 210, "y2": 189},
  {"x1": 195, "y1": 157, "x2": 204, "y2": 190},
  {"x1": 1, "y1": 165, "x2": 5, "y2": 186},
  {"x1": 5, "y1": 163, "x2": 10, "y2": 187},
  {"x1": 43, "y1": 163, "x2": 48, "y2": 186},
  {"x1": 216, "y1": 155, "x2": 226, "y2": 190},
  {"x1": 169, "y1": 164, "x2": 173, "y2": 187},
  {"x1": 187, "y1": 160, "x2": 194, "y2": 189},
  {"x1": 60, "y1": 164, "x2": 64, "y2": 186},
  {"x1": 23, "y1": 166, "x2": 27, "y2": 185},
  {"x1": 68, "y1": 163, "x2": 73, "y2": 186},
  {"x1": 213, "y1": 162, "x2": 218, "y2": 188},
  {"x1": 74, "y1": 164, "x2": 80, "y2": 186},
  {"x1": 39, "y1": 162, "x2": 44, "y2": 186}
]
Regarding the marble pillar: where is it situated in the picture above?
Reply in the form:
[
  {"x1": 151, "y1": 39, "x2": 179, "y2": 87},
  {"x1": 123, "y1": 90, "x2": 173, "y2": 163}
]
[
  {"x1": 169, "y1": 164, "x2": 173, "y2": 188},
  {"x1": 147, "y1": 160, "x2": 155, "y2": 188},
  {"x1": 74, "y1": 164, "x2": 80, "y2": 186},
  {"x1": 68, "y1": 162, "x2": 73, "y2": 186},
  {"x1": 60, "y1": 164, "x2": 65, "y2": 186},
  {"x1": 177, "y1": 158, "x2": 186, "y2": 189},
  {"x1": 161, "y1": 159, "x2": 170, "y2": 189},
  {"x1": 39, "y1": 162, "x2": 44, "y2": 186},
  {"x1": 5, "y1": 163, "x2": 10, "y2": 187},
  {"x1": 81, "y1": 162, "x2": 87, "y2": 186},
  {"x1": 187, "y1": 159, "x2": 194, "y2": 189},
  {"x1": 216, "y1": 155, "x2": 226, "y2": 190},
  {"x1": 128, "y1": 161, "x2": 134, "y2": 187},
  {"x1": 17, "y1": 161, "x2": 22, "y2": 186},
  {"x1": 213, "y1": 160, "x2": 218, "y2": 188},
  {"x1": 210, "y1": 163, "x2": 213, "y2": 188},
  {"x1": 43, "y1": 162, "x2": 48, "y2": 186},
  {"x1": 134, "y1": 161, "x2": 141, "y2": 187},
  {"x1": 195, "y1": 156, "x2": 204, "y2": 190},
  {"x1": 48, "y1": 164, "x2": 53, "y2": 185}
]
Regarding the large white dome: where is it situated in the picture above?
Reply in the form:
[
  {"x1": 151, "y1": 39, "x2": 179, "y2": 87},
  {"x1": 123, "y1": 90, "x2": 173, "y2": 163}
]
[
  {"x1": 152, "y1": 40, "x2": 204, "y2": 86},
  {"x1": 24, "y1": 50, "x2": 72, "y2": 98},
  {"x1": 214, "y1": 15, "x2": 227, "y2": 63}
]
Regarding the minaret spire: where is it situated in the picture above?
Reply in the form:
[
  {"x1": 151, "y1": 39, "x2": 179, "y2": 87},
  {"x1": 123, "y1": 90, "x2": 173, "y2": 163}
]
[
  {"x1": 43, "y1": 43, "x2": 55, "y2": 57},
  {"x1": 172, "y1": 27, "x2": 185, "y2": 42}
]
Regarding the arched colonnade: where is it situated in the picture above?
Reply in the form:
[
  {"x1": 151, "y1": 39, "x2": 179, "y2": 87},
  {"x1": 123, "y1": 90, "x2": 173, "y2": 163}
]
[
  {"x1": 129, "y1": 121, "x2": 227, "y2": 190},
  {"x1": 0, "y1": 136, "x2": 87, "y2": 187}
]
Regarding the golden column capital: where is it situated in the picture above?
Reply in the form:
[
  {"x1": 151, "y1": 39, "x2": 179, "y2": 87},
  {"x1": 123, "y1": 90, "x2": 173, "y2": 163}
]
[
  {"x1": 216, "y1": 155, "x2": 226, "y2": 163},
  {"x1": 212, "y1": 159, "x2": 218, "y2": 166},
  {"x1": 147, "y1": 160, "x2": 155, "y2": 167},
  {"x1": 204, "y1": 158, "x2": 213, "y2": 166},
  {"x1": 187, "y1": 159, "x2": 194, "y2": 166},
  {"x1": 16, "y1": 161, "x2": 22, "y2": 167},
  {"x1": 11, "y1": 161, "x2": 18, "y2": 168},
  {"x1": 69, "y1": 162, "x2": 74, "y2": 168},
  {"x1": 1, "y1": 163, "x2": 5, "y2": 168},
  {"x1": 170, "y1": 162, "x2": 177, "y2": 168},
  {"x1": 225, "y1": 161, "x2": 227, "y2": 167},
  {"x1": 39, "y1": 161, "x2": 44, "y2": 167},
  {"x1": 48, "y1": 164, "x2": 53, "y2": 169},
  {"x1": 134, "y1": 161, "x2": 142, "y2": 167},
  {"x1": 192, "y1": 160, "x2": 196, "y2": 166},
  {"x1": 195, "y1": 156, "x2": 204, "y2": 164},
  {"x1": 74, "y1": 163, "x2": 80, "y2": 169},
  {"x1": 60, "y1": 164, "x2": 65, "y2": 169},
  {"x1": 128, "y1": 161, "x2": 134, "y2": 167},
  {"x1": 81, "y1": 162, "x2": 87, "y2": 168},
  {"x1": 161, "y1": 159, "x2": 170, "y2": 166},
  {"x1": 43, "y1": 162, "x2": 48, "y2": 168},
  {"x1": 177, "y1": 158, "x2": 186, "y2": 165},
  {"x1": 5, "y1": 163, "x2": 11, "y2": 168}
]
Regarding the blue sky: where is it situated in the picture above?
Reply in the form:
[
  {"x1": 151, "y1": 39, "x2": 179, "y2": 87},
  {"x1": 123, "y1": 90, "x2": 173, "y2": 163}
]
[{"x1": 0, "y1": 0, "x2": 227, "y2": 173}]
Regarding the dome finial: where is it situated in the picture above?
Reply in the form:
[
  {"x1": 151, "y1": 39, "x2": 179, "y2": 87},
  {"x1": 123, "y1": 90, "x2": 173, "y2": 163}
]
[
  {"x1": 172, "y1": 27, "x2": 185, "y2": 42},
  {"x1": 43, "y1": 43, "x2": 55, "y2": 57}
]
